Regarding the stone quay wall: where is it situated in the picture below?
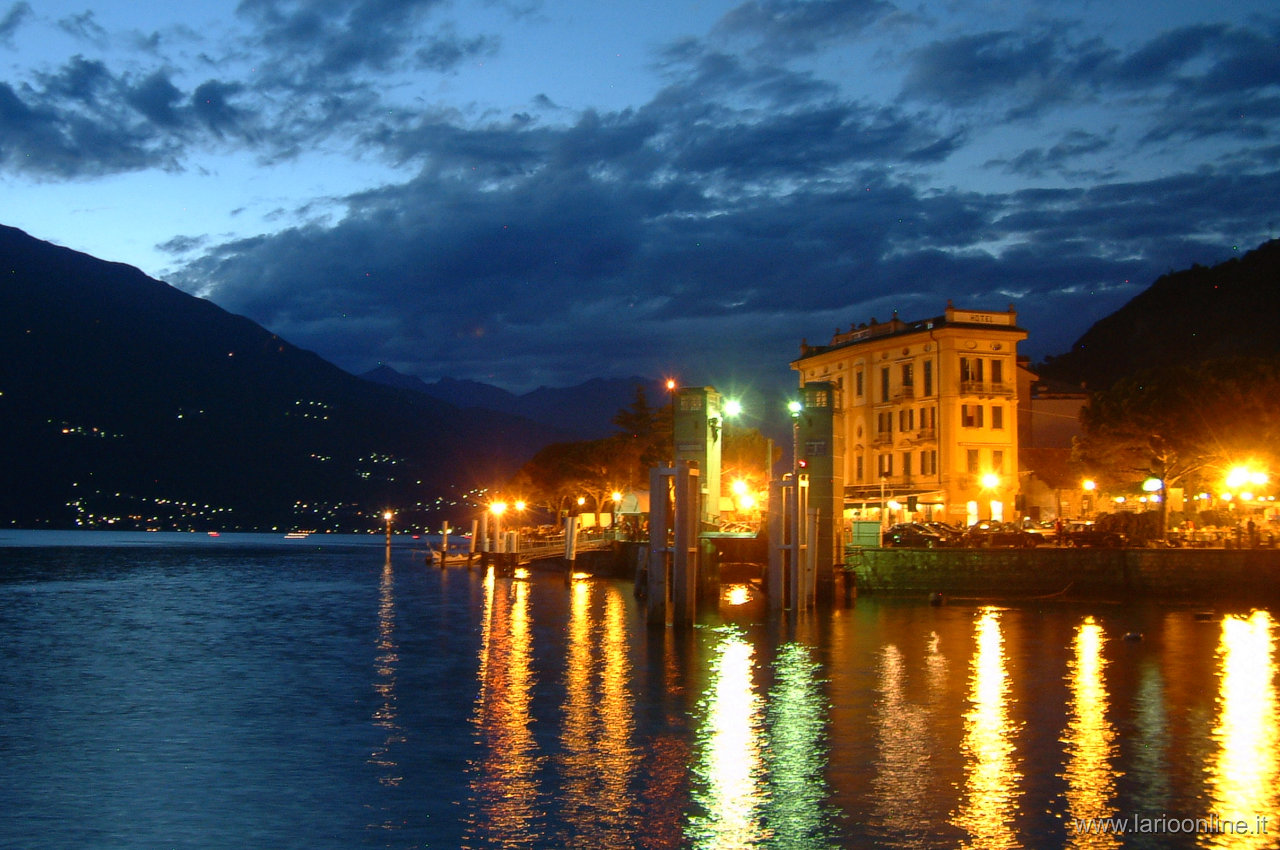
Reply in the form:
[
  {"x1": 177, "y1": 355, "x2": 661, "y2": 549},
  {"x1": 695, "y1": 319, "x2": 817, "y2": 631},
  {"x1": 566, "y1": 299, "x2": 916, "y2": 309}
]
[{"x1": 847, "y1": 547, "x2": 1280, "y2": 605}]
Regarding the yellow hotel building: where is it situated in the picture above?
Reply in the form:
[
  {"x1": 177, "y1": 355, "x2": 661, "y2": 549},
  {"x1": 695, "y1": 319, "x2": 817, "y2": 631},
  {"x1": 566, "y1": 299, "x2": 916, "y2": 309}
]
[{"x1": 792, "y1": 302, "x2": 1027, "y2": 528}]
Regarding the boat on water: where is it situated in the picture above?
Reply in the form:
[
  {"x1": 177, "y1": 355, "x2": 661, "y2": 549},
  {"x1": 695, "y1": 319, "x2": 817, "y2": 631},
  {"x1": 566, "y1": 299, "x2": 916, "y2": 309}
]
[{"x1": 427, "y1": 547, "x2": 475, "y2": 568}]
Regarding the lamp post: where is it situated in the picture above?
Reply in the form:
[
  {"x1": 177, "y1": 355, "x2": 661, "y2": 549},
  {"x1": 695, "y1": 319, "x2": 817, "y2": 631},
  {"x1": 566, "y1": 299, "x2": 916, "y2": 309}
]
[
  {"x1": 788, "y1": 400, "x2": 803, "y2": 477},
  {"x1": 666, "y1": 378, "x2": 677, "y2": 464}
]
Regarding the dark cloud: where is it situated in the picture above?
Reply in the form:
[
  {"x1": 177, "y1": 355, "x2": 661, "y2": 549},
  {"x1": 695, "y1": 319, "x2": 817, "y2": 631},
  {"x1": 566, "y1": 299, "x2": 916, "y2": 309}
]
[
  {"x1": 715, "y1": 0, "x2": 895, "y2": 55},
  {"x1": 168, "y1": 71, "x2": 1277, "y2": 394},
  {"x1": 5, "y1": 0, "x2": 1278, "y2": 394},
  {"x1": 0, "y1": 1, "x2": 31, "y2": 44},
  {"x1": 234, "y1": 0, "x2": 452, "y2": 84},
  {"x1": 415, "y1": 27, "x2": 499, "y2": 72}
]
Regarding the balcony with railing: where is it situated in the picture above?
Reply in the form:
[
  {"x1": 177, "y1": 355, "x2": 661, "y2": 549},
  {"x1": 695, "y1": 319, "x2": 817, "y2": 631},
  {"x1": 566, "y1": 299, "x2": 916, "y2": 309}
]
[{"x1": 959, "y1": 380, "x2": 1014, "y2": 397}]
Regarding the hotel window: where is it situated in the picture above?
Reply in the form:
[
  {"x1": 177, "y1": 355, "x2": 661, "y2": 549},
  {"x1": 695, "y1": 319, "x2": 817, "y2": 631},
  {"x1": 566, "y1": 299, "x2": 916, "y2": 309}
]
[
  {"x1": 967, "y1": 449, "x2": 980, "y2": 474},
  {"x1": 856, "y1": 455, "x2": 864, "y2": 482},
  {"x1": 878, "y1": 411, "x2": 893, "y2": 438},
  {"x1": 879, "y1": 453, "x2": 893, "y2": 477},
  {"x1": 855, "y1": 369, "x2": 864, "y2": 398},
  {"x1": 901, "y1": 363, "x2": 914, "y2": 388},
  {"x1": 902, "y1": 452, "x2": 912, "y2": 477},
  {"x1": 960, "y1": 356, "x2": 984, "y2": 383},
  {"x1": 922, "y1": 406, "x2": 936, "y2": 431},
  {"x1": 962, "y1": 404, "x2": 984, "y2": 427},
  {"x1": 898, "y1": 408, "x2": 914, "y2": 431},
  {"x1": 991, "y1": 359, "x2": 1004, "y2": 385},
  {"x1": 991, "y1": 405, "x2": 1004, "y2": 429},
  {"x1": 920, "y1": 449, "x2": 937, "y2": 476},
  {"x1": 881, "y1": 367, "x2": 891, "y2": 402},
  {"x1": 923, "y1": 360, "x2": 933, "y2": 396},
  {"x1": 992, "y1": 450, "x2": 1004, "y2": 473}
]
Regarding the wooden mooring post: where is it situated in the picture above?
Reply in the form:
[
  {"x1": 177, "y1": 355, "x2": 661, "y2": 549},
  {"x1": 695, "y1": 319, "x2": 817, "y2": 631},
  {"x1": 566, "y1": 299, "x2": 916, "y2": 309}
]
[
  {"x1": 767, "y1": 473, "x2": 814, "y2": 611},
  {"x1": 645, "y1": 461, "x2": 701, "y2": 627}
]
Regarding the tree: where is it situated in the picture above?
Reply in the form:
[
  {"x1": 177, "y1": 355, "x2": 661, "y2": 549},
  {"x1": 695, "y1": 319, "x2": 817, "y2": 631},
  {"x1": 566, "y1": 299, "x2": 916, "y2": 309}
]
[
  {"x1": 611, "y1": 385, "x2": 670, "y2": 479},
  {"x1": 1073, "y1": 357, "x2": 1280, "y2": 537}
]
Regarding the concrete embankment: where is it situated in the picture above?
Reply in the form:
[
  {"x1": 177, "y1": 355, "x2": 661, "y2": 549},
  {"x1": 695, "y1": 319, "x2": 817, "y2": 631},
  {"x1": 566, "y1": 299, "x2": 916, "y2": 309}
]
[{"x1": 847, "y1": 547, "x2": 1280, "y2": 605}]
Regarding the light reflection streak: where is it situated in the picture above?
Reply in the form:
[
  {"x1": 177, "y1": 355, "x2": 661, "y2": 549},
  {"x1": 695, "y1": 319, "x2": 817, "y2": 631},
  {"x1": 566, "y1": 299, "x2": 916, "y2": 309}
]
[
  {"x1": 556, "y1": 578, "x2": 638, "y2": 847},
  {"x1": 765, "y1": 642, "x2": 835, "y2": 848},
  {"x1": 687, "y1": 628, "x2": 769, "y2": 848},
  {"x1": 464, "y1": 566, "x2": 543, "y2": 847},
  {"x1": 873, "y1": 643, "x2": 934, "y2": 844},
  {"x1": 1203, "y1": 610, "x2": 1279, "y2": 849},
  {"x1": 953, "y1": 607, "x2": 1023, "y2": 849},
  {"x1": 1061, "y1": 617, "x2": 1119, "y2": 849},
  {"x1": 366, "y1": 554, "x2": 404, "y2": 833}
]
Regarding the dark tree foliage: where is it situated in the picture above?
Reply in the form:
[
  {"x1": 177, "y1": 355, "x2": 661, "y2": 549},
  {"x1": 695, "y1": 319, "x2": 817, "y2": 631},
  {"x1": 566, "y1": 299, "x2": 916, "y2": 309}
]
[{"x1": 1074, "y1": 356, "x2": 1280, "y2": 534}]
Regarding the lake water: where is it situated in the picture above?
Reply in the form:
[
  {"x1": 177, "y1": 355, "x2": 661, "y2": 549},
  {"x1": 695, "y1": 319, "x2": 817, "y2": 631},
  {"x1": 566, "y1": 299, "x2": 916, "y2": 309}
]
[{"x1": 1, "y1": 531, "x2": 1278, "y2": 849}]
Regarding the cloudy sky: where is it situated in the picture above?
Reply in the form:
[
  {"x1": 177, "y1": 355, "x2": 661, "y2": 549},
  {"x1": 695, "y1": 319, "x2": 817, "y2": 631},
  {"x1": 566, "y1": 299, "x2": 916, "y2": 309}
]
[{"x1": 3, "y1": 0, "x2": 1278, "y2": 401}]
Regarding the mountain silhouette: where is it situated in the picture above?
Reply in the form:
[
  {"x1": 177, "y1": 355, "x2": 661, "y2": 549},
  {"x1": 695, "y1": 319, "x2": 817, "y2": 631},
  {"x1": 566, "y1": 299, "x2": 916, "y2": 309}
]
[
  {"x1": 1036, "y1": 239, "x2": 1280, "y2": 389},
  {"x1": 0, "y1": 224, "x2": 557, "y2": 530}
]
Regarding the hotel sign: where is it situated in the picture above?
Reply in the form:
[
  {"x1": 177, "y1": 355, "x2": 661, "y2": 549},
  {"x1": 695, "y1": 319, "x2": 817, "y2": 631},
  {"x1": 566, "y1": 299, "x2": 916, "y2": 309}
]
[{"x1": 953, "y1": 310, "x2": 1013, "y2": 325}]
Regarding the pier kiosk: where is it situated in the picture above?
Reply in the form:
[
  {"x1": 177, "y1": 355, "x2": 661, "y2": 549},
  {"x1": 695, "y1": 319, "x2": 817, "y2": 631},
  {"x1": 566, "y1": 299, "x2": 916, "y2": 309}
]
[{"x1": 673, "y1": 386, "x2": 724, "y2": 527}]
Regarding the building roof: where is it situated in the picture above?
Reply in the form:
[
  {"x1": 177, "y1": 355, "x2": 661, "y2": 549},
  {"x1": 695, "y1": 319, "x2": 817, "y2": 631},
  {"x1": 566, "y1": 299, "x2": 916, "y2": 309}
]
[{"x1": 793, "y1": 302, "x2": 1027, "y2": 366}]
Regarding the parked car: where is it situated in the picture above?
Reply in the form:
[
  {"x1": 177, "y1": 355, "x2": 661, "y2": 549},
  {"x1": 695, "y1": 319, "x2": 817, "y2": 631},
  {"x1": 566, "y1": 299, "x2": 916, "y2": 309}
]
[
  {"x1": 963, "y1": 520, "x2": 1042, "y2": 548},
  {"x1": 1062, "y1": 521, "x2": 1126, "y2": 548},
  {"x1": 883, "y1": 522, "x2": 947, "y2": 548},
  {"x1": 922, "y1": 521, "x2": 966, "y2": 545}
]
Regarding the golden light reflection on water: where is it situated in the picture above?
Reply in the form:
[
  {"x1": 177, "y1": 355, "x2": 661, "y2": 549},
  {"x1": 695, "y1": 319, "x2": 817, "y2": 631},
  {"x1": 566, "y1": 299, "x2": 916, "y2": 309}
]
[
  {"x1": 1203, "y1": 610, "x2": 1280, "y2": 849},
  {"x1": 464, "y1": 566, "x2": 543, "y2": 847},
  {"x1": 687, "y1": 628, "x2": 769, "y2": 848},
  {"x1": 953, "y1": 607, "x2": 1023, "y2": 849},
  {"x1": 1061, "y1": 617, "x2": 1119, "y2": 849},
  {"x1": 557, "y1": 578, "x2": 638, "y2": 847},
  {"x1": 368, "y1": 554, "x2": 404, "y2": 835},
  {"x1": 873, "y1": 643, "x2": 935, "y2": 841}
]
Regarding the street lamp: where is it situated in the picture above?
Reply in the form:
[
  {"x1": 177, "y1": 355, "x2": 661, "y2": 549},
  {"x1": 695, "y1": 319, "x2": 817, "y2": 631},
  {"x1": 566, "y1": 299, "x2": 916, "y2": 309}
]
[
  {"x1": 665, "y1": 378, "x2": 678, "y2": 465},
  {"x1": 383, "y1": 509, "x2": 393, "y2": 545}
]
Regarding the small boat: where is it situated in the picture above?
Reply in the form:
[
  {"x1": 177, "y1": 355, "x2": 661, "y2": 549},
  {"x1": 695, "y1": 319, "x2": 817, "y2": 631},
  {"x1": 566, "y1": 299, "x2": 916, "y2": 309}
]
[
  {"x1": 428, "y1": 546, "x2": 475, "y2": 568},
  {"x1": 284, "y1": 531, "x2": 311, "y2": 539}
]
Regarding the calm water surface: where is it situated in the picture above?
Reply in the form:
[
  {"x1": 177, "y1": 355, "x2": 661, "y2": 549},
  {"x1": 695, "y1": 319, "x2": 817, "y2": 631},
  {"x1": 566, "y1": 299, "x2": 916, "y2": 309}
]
[{"x1": 1, "y1": 531, "x2": 1278, "y2": 849}]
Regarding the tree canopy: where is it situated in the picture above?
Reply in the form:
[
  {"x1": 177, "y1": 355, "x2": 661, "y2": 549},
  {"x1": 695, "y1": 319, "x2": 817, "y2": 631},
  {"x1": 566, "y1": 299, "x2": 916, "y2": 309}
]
[{"x1": 1073, "y1": 357, "x2": 1280, "y2": 530}]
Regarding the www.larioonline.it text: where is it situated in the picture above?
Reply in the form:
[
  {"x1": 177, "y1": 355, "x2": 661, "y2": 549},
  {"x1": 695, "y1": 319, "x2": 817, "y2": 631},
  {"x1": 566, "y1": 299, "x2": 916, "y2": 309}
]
[{"x1": 1073, "y1": 814, "x2": 1269, "y2": 836}]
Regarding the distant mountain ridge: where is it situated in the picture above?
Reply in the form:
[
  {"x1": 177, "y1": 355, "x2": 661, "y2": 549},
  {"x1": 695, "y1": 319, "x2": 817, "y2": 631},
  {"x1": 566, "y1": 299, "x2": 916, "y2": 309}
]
[
  {"x1": 0, "y1": 224, "x2": 558, "y2": 530},
  {"x1": 1037, "y1": 239, "x2": 1280, "y2": 389},
  {"x1": 361, "y1": 366, "x2": 662, "y2": 440}
]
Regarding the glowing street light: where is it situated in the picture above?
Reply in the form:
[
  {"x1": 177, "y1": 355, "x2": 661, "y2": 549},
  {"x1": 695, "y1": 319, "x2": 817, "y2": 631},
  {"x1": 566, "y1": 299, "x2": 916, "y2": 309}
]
[{"x1": 980, "y1": 472, "x2": 1001, "y2": 490}]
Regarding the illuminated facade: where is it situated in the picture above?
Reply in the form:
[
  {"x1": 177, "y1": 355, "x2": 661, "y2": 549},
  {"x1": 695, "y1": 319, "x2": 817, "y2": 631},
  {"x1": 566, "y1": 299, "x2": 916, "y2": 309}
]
[{"x1": 791, "y1": 302, "x2": 1027, "y2": 527}]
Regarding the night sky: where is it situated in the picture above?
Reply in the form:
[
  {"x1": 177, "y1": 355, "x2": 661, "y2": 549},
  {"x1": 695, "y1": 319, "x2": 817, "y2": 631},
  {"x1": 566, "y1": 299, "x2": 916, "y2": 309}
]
[{"x1": 3, "y1": 0, "x2": 1278, "y2": 399}]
